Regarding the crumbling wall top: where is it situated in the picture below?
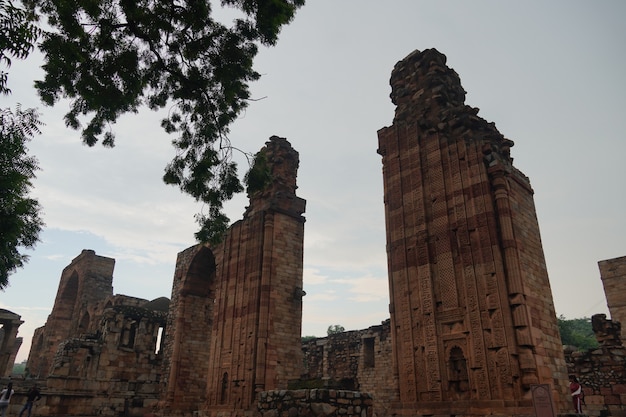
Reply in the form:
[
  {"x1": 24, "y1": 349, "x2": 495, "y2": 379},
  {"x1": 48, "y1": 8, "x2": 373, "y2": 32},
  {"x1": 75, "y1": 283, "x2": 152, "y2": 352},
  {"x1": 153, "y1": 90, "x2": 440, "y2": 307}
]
[
  {"x1": 245, "y1": 135, "x2": 304, "y2": 218},
  {"x1": 390, "y1": 48, "x2": 466, "y2": 118},
  {"x1": 386, "y1": 48, "x2": 517, "y2": 170}
]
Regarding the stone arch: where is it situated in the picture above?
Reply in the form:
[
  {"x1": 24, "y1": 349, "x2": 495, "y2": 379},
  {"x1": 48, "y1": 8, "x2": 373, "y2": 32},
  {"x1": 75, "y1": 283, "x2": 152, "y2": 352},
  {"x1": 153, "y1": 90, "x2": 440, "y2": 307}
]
[
  {"x1": 220, "y1": 372, "x2": 229, "y2": 404},
  {"x1": 446, "y1": 345, "x2": 470, "y2": 399},
  {"x1": 163, "y1": 245, "x2": 217, "y2": 413},
  {"x1": 56, "y1": 271, "x2": 79, "y2": 320},
  {"x1": 34, "y1": 331, "x2": 44, "y2": 352},
  {"x1": 78, "y1": 311, "x2": 90, "y2": 333},
  {"x1": 181, "y1": 246, "x2": 216, "y2": 297}
]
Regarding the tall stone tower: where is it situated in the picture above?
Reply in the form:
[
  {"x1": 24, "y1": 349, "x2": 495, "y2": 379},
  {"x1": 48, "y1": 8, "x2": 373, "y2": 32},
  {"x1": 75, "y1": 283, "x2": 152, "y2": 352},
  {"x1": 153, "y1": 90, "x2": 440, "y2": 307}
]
[
  {"x1": 377, "y1": 49, "x2": 568, "y2": 416},
  {"x1": 160, "y1": 136, "x2": 306, "y2": 417}
]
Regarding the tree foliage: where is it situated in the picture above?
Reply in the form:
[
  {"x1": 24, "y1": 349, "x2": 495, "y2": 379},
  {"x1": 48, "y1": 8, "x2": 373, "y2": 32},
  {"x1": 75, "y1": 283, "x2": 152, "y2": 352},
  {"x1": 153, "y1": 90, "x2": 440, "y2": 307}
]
[
  {"x1": 557, "y1": 315, "x2": 598, "y2": 351},
  {"x1": 0, "y1": 0, "x2": 41, "y2": 94},
  {"x1": 327, "y1": 324, "x2": 345, "y2": 336},
  {"x1": 0, "y1": 1, "x2": 43, "y2": 288},
  {"x1": 0, "y1": 105, "x2": 44, "y2": 289},
  {"x1": 24, "y1": 0, "x2": 304, "y2": 244}
]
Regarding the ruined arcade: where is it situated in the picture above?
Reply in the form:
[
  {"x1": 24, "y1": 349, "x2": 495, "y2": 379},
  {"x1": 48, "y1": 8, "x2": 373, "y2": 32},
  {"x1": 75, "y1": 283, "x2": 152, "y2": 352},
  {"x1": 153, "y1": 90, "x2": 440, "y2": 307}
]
[
  {"x1": 17, "y1": 136, "x2": 307, "y2": 417},
  {"x1": 8, "y1": 49, "x2": 625, "y2": 417}
]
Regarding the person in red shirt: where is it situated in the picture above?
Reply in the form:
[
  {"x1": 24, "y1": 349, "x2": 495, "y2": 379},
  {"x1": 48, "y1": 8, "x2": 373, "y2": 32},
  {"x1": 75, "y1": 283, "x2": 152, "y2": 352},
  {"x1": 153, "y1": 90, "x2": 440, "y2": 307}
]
[{"x1": 569, "y1": 375, "x2": 583, "y2": 413}]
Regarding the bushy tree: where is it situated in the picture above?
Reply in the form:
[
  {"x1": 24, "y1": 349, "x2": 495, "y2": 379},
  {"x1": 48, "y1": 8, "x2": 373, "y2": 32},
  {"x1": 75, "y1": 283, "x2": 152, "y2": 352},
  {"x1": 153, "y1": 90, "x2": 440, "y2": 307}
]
[
  {"x1": 0, "y1": 1, "x2": 43, "y2": 288},
  {"x1": 557, "y1": 315, "x2": 598, "y2": 351},
  {"x1": 327, "y1": 324, "x2": 345, "y2": 336},
  {"x1": 0, "y1": 0, "x2": 41, "y2": 94},
  {"x1": 0, "y1": 105, "x2": 44, "y2": 289},
  {"x1": 24, "y1": 0, "x2": 305, "y2": 244}
]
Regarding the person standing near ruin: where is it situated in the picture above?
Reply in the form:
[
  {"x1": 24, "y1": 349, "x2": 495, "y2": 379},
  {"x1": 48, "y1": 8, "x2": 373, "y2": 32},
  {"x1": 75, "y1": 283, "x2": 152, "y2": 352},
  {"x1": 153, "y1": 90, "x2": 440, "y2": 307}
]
[
  {"x1": 569, "y1": 375, "x2": 583, "y2": 413},
  {"x1": 0, "y1": 382, "x2": 14, "y2": 417},
  {"x1": 18, "y1": 385, "x2": 41, "y2": 417}
]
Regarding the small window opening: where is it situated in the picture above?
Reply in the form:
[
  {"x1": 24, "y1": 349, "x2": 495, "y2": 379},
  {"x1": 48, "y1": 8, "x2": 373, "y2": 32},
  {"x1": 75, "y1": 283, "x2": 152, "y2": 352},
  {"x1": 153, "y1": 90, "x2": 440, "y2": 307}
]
[{"x1": 363, "y1": 337, "x2": 375, "y2": 368}]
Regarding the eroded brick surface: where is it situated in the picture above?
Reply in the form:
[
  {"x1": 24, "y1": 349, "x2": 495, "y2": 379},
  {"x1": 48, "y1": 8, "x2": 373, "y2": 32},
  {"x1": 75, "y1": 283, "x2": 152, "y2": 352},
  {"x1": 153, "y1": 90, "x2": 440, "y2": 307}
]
[
  {"x1": 599, "y1": 256, "x2": 626, "y2": 329},
  {"x1": 377, "y1": 48, "x2": 569, "y2": 416},
  {"x1": 161, "y1": 136, "x2": 306, "y2": 417}
]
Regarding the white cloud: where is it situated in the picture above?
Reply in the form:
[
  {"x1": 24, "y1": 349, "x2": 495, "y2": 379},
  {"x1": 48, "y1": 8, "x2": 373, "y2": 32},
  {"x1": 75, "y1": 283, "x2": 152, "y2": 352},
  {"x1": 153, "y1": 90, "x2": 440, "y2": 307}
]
[
  {"x1": 332, "y1": 276, "x2": 389, "y2": 303},
  {"x1": 303, "y1": 268, "x2": 328, "y2": 285}
]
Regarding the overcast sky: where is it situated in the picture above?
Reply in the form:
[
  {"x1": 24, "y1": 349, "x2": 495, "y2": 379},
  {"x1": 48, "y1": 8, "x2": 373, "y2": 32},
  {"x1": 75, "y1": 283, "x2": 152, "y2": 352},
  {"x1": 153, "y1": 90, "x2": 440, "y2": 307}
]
[{"x1": 3, "y1": 1, "x2": 625, "y2": 363}]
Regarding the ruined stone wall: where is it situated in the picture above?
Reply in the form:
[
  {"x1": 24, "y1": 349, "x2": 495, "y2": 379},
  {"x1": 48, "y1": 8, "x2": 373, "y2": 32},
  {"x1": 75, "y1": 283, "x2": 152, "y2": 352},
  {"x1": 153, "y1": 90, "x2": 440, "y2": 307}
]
[
  {"x1": 565, "y1": 314, "x2": 626, "y2": 417},
  {"x1": 0, "y1": 309, "x2": 23, "y2": 377},
  {"x1": 258, "y1": 389, "x2": 373, "y2": 417},
  {"x1": 599, "y1": 256, "x2": 626, "y2": 329},
  {"x1": 204, "y1": 136, "x2": 306, "y2": 416},
  {"x1": 376, "y1": 48, "x2": 568, "y2": 416},
  {"x1": 302, "y1": 331, "x2": 362, "y2": 390},
  {"x1": 301, "y1": 321, "x2": 397, "y2": 417},
  {"x1": 158, "y1": 244, "x2": 216, "y2": 416},
  {"x1": 48, "y1": 303, "x2": 165, "y2": 379},
  {"x1": 159, "y1": 136, "x2": 306, "y2": 417},
  {"x1": 21, "y1": 137, "x2": 305, "y2": 417},
  {"x1": 22, "y1": 250, "x2": 168, "y2": 417},
  {"x1": 27, "y1": 250, "x2": 115, "y2": 378},
  {"x1": 33, "y1": 298, "x2": 167, "y2": 417}
]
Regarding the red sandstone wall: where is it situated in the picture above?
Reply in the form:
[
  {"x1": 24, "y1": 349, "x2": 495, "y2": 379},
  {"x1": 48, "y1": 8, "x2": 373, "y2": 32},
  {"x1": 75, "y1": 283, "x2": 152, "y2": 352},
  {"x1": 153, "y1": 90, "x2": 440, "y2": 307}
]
[
  {"x1": 159, "y1": 245, "x2": 215, "y2": 416},
  {"x1": 160, "y1": 136, "x2": 306, "y2": 417},
  {"x1": 599, "y1": 256, "x2": 626, "y2": 329},
  {"x1": 204, "y1": 137, "x2": 306, "y2": 415},
  {"x1": 377, "y1": 48, "x2": 568, "y2": 416}
]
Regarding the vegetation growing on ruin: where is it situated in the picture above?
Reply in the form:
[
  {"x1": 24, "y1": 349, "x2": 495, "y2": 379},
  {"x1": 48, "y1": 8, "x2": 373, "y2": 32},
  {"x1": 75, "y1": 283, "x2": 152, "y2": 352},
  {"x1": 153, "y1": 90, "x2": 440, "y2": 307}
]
[
  {"x1": 244, "y1": 149, "x2": 272, "y2": 195},
  {"x1": 327, "y1": 324, "x2": 345, "y2": 335}
]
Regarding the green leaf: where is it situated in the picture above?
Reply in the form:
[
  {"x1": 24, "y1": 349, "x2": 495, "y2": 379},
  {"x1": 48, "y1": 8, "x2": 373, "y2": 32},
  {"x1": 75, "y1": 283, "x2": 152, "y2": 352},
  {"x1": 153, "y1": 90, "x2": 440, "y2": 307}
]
[
  {"x1": 23, "y1": 0, "x2": 305, "y2": 243},
  {"x1": 0, "y1": 105, "x2": 44, "y2": 288}
]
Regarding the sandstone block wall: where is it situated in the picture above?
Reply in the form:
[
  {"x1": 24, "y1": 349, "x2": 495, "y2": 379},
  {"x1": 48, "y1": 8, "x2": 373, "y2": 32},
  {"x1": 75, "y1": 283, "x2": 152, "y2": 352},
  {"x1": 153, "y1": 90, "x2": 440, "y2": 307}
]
[
  {"x1": 39, "y1": 298, "x2": 166, "y2": 417},
  {"x1": 301, "y1": 321, "x2": 397, "y2": 417},
  {"x1": 158, "y1": 244, "x2": 215, "y2": 416},
  {"x1": 27, "y1": 249, "x2": 115, "y2": 378},
  {"x1": 258, "y1": 389, "x2": 373, "y2": 417},
  {"x1": 22, "y1": 250, "x2": 168, "y2": 417},
  {"x1": 377, "y1": 48, "x2": 568, "y2": 416},
  {"x1": 599, "y1": 256, "x2": 626, "y2": 329},
  {"x1": 159, "y1": 136, "x2": 306, "y2": 417},
  {"x1": 0, "y1": 309, "x2": 23, "y2": 377}
]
